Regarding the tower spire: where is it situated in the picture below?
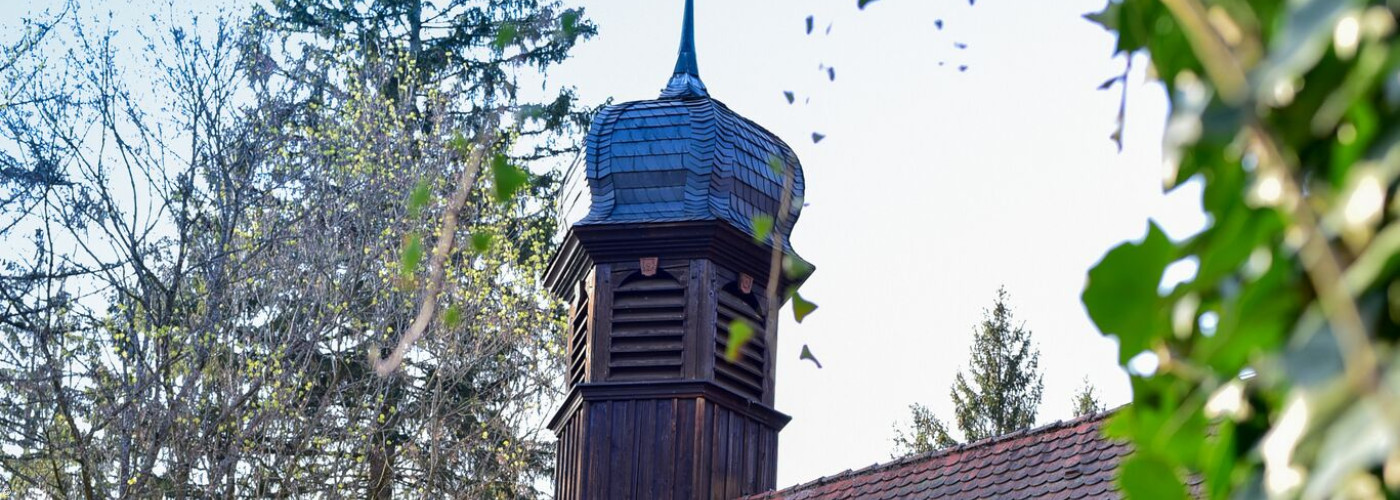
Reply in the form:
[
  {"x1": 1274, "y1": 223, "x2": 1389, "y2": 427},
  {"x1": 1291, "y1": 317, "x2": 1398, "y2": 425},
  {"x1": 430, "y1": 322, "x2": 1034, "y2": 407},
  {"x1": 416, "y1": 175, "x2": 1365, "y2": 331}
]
[{"x1": 660, "y1": 0, "x2": 708, "y2": 98}]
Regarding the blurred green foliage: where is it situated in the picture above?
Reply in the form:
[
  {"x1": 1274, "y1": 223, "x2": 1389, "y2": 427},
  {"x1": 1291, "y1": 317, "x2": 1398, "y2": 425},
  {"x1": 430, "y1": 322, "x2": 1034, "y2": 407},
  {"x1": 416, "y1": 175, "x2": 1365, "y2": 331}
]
[{"x1": 1084, "y1": 0, "x2": 1400, "y2": 496}]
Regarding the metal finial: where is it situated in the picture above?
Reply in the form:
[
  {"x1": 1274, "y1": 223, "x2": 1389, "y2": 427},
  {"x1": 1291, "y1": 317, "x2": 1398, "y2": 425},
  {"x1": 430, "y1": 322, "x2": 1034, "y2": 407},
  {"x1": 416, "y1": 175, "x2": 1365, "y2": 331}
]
[
  {"x1": 673, "y1": 0, "x2": 699, "y2": 76},
  {"x1": 660, "y1": 0, "x2": 708, "y2": 98}
]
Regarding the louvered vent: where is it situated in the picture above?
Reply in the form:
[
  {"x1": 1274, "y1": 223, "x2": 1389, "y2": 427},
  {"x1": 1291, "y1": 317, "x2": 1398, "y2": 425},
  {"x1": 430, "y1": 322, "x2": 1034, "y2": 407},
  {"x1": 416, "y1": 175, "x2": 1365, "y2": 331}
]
[
  {"x1": 715, "y1": 282, "x2": 766, "y2": 400},
  {"x1": 567, "y1": 284, "x2": 590, "y2": 387},
  {"x1": 608, "y1": 268, "x2": 686, "y2": 380}
]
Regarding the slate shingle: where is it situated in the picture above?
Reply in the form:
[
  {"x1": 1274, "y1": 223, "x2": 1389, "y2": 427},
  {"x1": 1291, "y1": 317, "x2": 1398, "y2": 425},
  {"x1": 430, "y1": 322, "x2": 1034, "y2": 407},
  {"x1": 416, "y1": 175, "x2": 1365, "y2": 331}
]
[{"x1": 577, "y1": 95, "x2": 805, "y2": 248}]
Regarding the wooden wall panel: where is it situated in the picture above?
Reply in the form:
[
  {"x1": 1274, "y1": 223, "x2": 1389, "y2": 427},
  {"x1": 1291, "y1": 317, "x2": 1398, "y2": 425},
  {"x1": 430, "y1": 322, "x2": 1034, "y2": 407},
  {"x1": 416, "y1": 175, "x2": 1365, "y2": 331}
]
[
  {"x1": 552, "y1": 258, "x2": 785, "y2": 499},
  {"x1": 553, "y1": 396, "x2": 780, "y2": 499}
]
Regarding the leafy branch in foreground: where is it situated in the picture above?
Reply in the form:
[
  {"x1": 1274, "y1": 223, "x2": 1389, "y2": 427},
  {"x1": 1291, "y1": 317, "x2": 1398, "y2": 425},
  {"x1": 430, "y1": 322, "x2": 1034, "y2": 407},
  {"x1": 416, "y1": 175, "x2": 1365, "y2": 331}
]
[{"x1": 1085, "y1": 0, "x2": 1400, "y2": 497}]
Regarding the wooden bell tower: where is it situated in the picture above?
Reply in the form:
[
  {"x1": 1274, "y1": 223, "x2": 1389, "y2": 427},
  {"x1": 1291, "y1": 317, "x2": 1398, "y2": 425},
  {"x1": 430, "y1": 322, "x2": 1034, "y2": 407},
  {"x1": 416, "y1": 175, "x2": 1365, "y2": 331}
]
[{"x1": 544, "y1": 1, "x2": 809, "y2": 498}]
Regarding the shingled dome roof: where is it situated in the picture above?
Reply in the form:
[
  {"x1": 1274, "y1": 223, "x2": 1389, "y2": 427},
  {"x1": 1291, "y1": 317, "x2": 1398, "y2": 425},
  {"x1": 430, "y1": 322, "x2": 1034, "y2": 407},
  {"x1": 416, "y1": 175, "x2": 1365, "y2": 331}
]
[{"x1": 574, "y1": 0, "x2": 805, "y2": 244}]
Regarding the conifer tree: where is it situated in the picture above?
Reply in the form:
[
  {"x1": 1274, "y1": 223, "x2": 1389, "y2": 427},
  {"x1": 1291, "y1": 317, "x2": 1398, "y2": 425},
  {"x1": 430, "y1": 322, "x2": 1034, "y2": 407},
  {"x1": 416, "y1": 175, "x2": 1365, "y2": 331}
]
[
  {"x1": 1071, "y1": 376, "x2": 1105, "y2": 417},
  {"x1": 950, "y1": 286, "x2": 1044, "y2": 442},
  {"x1": 893, "y1": 287, "x2": 1044, "y2": 456}
]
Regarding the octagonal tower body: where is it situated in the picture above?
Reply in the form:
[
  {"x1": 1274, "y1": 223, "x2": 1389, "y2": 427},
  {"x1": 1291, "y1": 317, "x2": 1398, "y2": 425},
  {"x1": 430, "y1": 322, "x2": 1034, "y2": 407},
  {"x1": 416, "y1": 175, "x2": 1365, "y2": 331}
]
[{"x1": 544, "y1": 2, "x2": 808, "y2": 499}]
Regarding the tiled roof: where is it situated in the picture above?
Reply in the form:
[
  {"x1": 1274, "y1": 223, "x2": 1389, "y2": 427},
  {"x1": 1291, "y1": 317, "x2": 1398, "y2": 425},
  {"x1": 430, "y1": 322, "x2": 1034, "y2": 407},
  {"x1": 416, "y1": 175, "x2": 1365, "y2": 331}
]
[{"x1": 746, "y1": 412, "x2": 1129, "y2": 500}]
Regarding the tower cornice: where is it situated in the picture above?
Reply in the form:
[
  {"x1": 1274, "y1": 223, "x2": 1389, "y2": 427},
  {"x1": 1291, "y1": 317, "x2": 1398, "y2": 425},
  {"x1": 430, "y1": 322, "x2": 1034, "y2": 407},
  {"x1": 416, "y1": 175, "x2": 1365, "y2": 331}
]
[{"x1": 544, "y1": 220, "x2": 812, "y2": 304}]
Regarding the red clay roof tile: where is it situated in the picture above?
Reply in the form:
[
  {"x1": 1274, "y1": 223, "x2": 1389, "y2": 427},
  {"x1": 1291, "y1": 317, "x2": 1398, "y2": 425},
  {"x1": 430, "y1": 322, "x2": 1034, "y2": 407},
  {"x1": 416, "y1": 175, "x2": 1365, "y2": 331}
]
[{"x1": 744, "y1": 411, "x2": 1127, "y2": 500}]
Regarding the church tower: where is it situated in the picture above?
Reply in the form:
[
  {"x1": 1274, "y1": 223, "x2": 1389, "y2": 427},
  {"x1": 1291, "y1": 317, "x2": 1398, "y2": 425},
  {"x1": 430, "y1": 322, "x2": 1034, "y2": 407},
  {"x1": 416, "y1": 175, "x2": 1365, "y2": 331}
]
[{"x1": 544, "y1": 1, "x2": 809, "y2": 497}]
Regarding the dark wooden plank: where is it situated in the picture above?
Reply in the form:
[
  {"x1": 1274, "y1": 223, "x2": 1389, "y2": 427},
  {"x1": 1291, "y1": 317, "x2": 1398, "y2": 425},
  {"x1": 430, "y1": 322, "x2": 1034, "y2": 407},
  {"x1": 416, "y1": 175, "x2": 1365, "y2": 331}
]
[
  {"x1": 657, "y1": 399, "x2": 677, "y2": 500},
  {"x1": 592, "y1": 264, "x2": 613, "y2": 381},
  {"x1": 610, "y1": 309, "x2": 687, "y2": 323},
  {"x1": 756, "y1": 425, "x2": 770, "y2": 493},
  {"x1": 685, "y1": 259, "x2": 708, "y2": 379},
  {"x1": 587, "y1": 402, "x2": 608, "y2": 499},
  {"x1": 609, "y1": 327, "x2": 685, "y2": 338},
  {"x1": 676, "y1": 398, "x2": 696, "y2": 500},
  {"x1": 765, "y1": 427, "x2": 779, "y2": 490},
  {"x1": 608, "y1": 339, "x2": 685, "y2": 352},
  {"x1": 612, "y1": 297, "x2": 686, "y2": 311},
  {"x1": 636, "y1": 399, "x2": 655, "y2": 497},
  {"x1": 759, "y1": 288, "x2": 778, "y2": 405},
  {"x1": 696, "y1": 400, "x2": 713, "y2": 500},
  {"x1": 711, "y1": 405, "x2": 729, "y2": 499},
  {"x1": 608, "y1": 400, "x2": 632, "y2": 499},
  {"x1": 745, "y1": 415, "x2": 760, "y2": 494},
  {"x1": 608, "y1": 357, "x2": 684, "y2": 368},
  {"x1": 562, "y1": 413, "x2": 571, "y2": 499},
  {"x1": 560, "y1": 416, "x2": 572, "y2": 500},
  {"x1": 696, "y1": 261, "x2": 717, "y2": 383},
  {"x1": 575, "y1": 412, "x2": 585, "y2": 499},
  {"x1": 726, "y1": 410, "x2": 744, "y2": 500}
]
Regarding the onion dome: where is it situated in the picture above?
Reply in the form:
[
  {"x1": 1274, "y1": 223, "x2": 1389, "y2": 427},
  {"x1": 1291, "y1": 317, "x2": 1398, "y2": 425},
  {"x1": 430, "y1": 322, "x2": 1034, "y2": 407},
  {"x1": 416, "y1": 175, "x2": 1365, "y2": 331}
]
[{"x1": 575, "y1": 0, "x2": 805, "y2": 247}]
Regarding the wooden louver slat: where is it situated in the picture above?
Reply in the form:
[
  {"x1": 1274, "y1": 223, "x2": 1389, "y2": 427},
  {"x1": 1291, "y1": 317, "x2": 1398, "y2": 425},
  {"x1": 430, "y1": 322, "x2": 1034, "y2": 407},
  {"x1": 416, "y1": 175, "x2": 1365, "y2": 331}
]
[
  {"x1": 714, "y1": 283, "x2": 765, "y2": 400},
  {"x1": 568, "y1": 287, "x2": 591, "y2": 387},
  {"x1": 609, "y1": 270, "x2": 686, "y2": 380}
]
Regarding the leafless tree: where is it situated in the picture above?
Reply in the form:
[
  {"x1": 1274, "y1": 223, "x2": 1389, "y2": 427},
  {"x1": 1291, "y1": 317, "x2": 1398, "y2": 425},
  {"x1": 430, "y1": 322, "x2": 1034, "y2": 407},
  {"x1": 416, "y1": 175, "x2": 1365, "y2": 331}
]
[{"x1": 0, "y1": 1, "x2": 592, "y2": 497}]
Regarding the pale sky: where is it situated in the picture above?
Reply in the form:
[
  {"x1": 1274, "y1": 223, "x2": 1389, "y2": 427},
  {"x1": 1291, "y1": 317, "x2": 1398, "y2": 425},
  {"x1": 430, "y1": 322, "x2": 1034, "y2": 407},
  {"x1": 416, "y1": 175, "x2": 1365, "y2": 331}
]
[
  {"x1": 4, "y1": 0, "x2": 1208, "y2": 492},
  {"x1": 547, "y1": 0, "x2": 1205, "y2": 488}
]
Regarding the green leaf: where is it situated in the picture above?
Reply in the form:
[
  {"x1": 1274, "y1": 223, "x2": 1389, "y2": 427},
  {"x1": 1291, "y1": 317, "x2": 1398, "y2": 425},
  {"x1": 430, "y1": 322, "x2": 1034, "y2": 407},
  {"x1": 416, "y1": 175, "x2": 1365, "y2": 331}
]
[
  {"x1": 805, "y1": 16, "x2": 813, "y2": 35},
  {"x1": 783, "y1": 256, "x2": 815, "y2": 281},
  {"x1": 799, "y1": 344, "x2": 823, "y2": 368},
  {"x1": 811, "y1": 132, "x2": 826, "y2": 144},
  {"x1": 492, "y1": 22, "x2": 518, "y2": 51},
  {"x1": 407, "y1": 179, "x2": 431, "y2": 216},
  {"x1": 471, "y1": 232, "x2": 493, "y2": 254},
  {"x1": 1082, "y1": 222, "x2": 1175, "y2": 364},
  {"x1": 791, "y1": 291, "x2": 818, "y2": 323},
  {"x1": 400, "y1": 233, "x2": 424, "y2": 278},
  {"x1": 1200, "y1": 420, "x2": 1237, "y2": 500},
  {"x1": 783, "y1": 91, "x2": 795, "y2": 104},
  {"x1": 751, "y1": 214, "x2": 775, "y2": 243},
  {"x1": 1083, "y1": 3, "x2": 1119, "y2": 33},
  {"x1": 491, "y1": 154, "x2": 529, "y2": 203},
  {"x1": 725, "y1": 320, "x2": 754, "y2": 362},
  {"x1": 857, "y1": 0, "x2": 879, "y2": 10},
  {"x1": 1118, "y1": 454, "x2": 1188, "y2": 500},
  {"x1": 443, "y1": 304, "x2": 463, "y2": 329},
  {"x1": 767, "y1": 155, "x2": 785, "y2": 176}
]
